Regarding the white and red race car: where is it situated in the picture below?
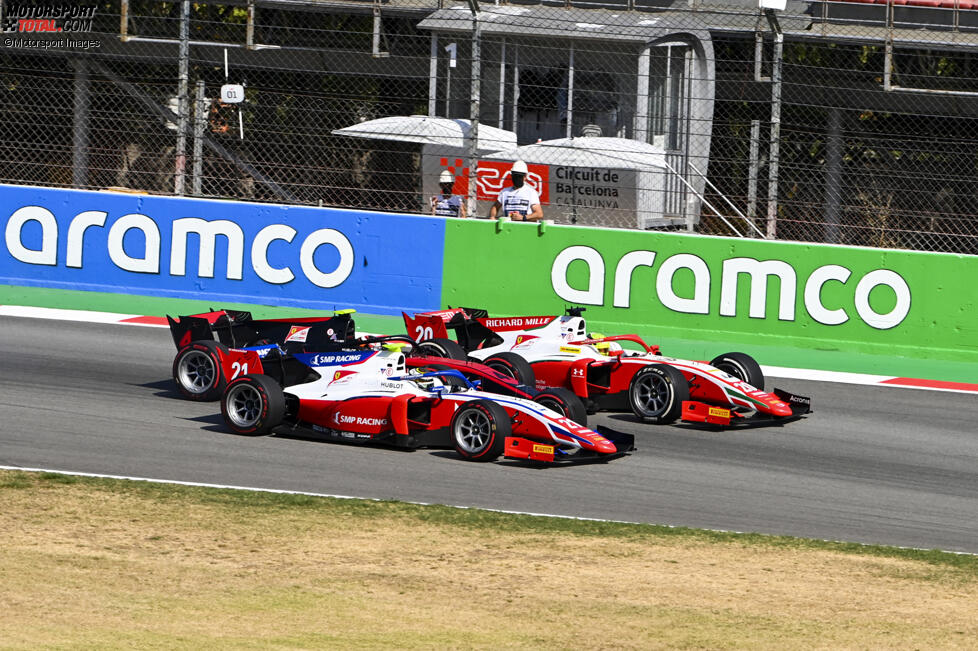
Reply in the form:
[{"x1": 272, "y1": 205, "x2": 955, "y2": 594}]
[
  {"x1": 219, "y1": 340, "x2": 634, "y2": 464},
  {"x1": 403, "y1": 307, "x2": 811, "y2": 428}
]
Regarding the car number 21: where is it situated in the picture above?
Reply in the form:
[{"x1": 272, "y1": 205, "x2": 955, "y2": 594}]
[{"x1": 231, "y1": 361, "x2": 249, "y2": 379}]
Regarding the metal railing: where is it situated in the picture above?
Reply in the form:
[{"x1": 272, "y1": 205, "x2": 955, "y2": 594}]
[{"x1": 1, "y1": 0, "x2": 978, "y2": 254}]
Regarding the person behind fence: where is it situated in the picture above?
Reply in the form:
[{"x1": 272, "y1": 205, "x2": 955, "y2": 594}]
[
  {"x1": 489, "y1": 160, "x2": 543, "y2": 222},
  {"x1": 430, "y1": 169, "x2": 466, "y2": 218}
]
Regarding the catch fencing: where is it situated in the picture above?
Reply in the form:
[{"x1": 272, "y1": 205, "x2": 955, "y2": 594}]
[{"x1": 2, "y1": 0, "x2": 978, "y2": 254}]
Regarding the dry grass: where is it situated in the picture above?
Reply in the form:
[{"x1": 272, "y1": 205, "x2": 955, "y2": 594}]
[{"x1": 2, "y1": 470, "x2": 977, "y2": 650}]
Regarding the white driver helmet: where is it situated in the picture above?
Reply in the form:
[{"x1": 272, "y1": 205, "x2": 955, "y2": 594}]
[
  {"x1": 511, "y1": 160, "x2": 528, "y2": 175},
  {"x1": 439, "y1": 170, "x2": 454, "y2": 184}
]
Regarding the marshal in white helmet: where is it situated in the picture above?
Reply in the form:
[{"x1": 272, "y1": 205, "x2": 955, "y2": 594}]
[{"x1": 489, "y1": 160, "x2": 543, "y2": 222}]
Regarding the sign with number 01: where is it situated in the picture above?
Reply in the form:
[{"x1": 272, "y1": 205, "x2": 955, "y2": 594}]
[{"x1": 221, "y1": 84, "x2": 244, "y2": 104}]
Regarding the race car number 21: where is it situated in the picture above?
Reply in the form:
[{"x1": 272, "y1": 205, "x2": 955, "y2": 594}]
[{"x1": 231, "y1": 361, "x2": 249, "y2": 379}]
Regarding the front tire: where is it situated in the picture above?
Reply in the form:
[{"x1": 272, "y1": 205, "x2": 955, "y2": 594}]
[
  {"x1": 451, "y1": 400, "x2": 510, "y2": 462},
  {"x1": 534, "y1": 387, "x2": 587, "y2": 426},
  {"x1": 221, "y1": 374, "x2": 285, "y2": 436},
  {"x1": 627, "y1": 364, "x2": 689, "y2": 424},
  {"x1": 172, "y1": 340, "x2": 228, "y2": 401},
  {"x1": 709, "y1": 352, "x2": 764, "y2": 390},
  {"x1": 484, "y1": 352, "x2": 535, "y2": 386},
  {"x1": 415, "y1": 337, "x2": 467, "y2": 361}
]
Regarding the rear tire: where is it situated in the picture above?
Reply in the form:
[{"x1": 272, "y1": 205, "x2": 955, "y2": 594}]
[
  {"x1": 172, "y1": 340, "x2": 228, "y2": 401},
  {"x1": 484, "y1": 352, "x2": 535, "y2": 386},
  {"x1": 627, "y1": 364, "x2": 689, "y2": 424},
  {"x1": 451, "y1": 400, "x2": 510, "y2": 462},
  {"x1": 221, "y1": 374, "x2": 285, "y2": 436},
  {"x1": 415, "y1": 337, "x2": 467, "y2": 361},
  {"x1": 709, "y1": 352, "x2": 764, "y2": 390},
  {"x1": 534, "y1": 387, "x2": 587, "y2": 426}
]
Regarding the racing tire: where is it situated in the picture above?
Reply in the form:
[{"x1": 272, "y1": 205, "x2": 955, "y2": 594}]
[
  {"x1": 415, "y1": 337, "x2": 467, "y2": 361},
  {"x1": 709, "y1": 352, "x2": 765, "y2": 390},
  {"x1": 172, "y1": 340, "x2": 229, "y2": 402},
  {"x1": 627, "y1": 364, "x2": 689, "y2": 425},
  {"x1": 484, "y1": 352, "x2": 535, "y2": 386},
  {"x1": 221, "y1": 374, "x2": 285, "y2": 436},
  {"x1": 451, "y1": 400, "x2": 511, "y2": 462},
  {"x1": 534, "y1": 387, "x2": 587, "y2": 426}
]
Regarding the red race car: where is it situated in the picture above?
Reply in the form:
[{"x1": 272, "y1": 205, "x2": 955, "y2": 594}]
[
  {"x1": 403, "y1": 307, "x2": 812, "y2": 428},
  {"x1": 219, "y1": 343, "x2": 634, "y2": 464},
  {"x1": 167, "y1": 308, "x2": 588, "y2": 425},
  {"x1": 167, "y1": 308, "x2": 357, "y2": 401}
]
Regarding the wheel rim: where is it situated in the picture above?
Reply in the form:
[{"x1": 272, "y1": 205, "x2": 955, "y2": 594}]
[
  {"x1": 226, "y1": 383, "x2": 264, "y2": 428},
  {"x1": 537, "y1": 397, "x2": 565, "y2": 416},
  {"x1": 488, "y1": 361, "x2": 517, "y2": 381},
  {"x1": 420, "y1": 343, "x2": 446, "y2": 358},
  {"x1": 455, "y1": 409, "x2": 493, "y2": 453},
  {"x1": 632, "y1": 372, "x2": 671, "y2": 416},
  {"x1": 715, "y1": 360, "x2": 746, "y2": 382},
  {"x1": 178, "y1": 350, "x2": 216, "y2": 394}
]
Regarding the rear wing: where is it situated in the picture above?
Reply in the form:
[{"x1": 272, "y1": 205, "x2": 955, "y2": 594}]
[
  {"x1": 168, "y1": 309, "x2": 357, "y2": 351},
  {"x1": 167, "y1": 310, "x2": 253, "y2": 349},
  {"x1": 403, "y1": 306, "x2": 590, "y2": 352},
  {"x1": 403, "y1": 308, "x2": 504, "y2": 352}
]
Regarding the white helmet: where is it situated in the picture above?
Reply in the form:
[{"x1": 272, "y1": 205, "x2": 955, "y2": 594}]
[
  {"x1": 439, "y1": 170, "x2": 454, "y2": 184},
  {"x1": 511, "y1": 160, "x2": 528, "y2": 175}
]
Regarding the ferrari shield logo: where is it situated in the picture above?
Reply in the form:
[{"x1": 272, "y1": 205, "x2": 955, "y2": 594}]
[{"x1": 285, "y1": 325, "x2": 311, "y2": 343}]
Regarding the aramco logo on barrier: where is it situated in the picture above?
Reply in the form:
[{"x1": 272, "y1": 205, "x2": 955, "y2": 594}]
[
  {"x1": 4, "y1": 205, "x2": 355, "y2": 288},
  {"x1": 551, "y1": 246, "x2": 912, "y2": 330}
]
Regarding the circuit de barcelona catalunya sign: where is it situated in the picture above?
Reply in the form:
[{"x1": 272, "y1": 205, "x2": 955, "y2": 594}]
[{"x1": 0, "y1": 185, "x2": 444, "y2": 314}]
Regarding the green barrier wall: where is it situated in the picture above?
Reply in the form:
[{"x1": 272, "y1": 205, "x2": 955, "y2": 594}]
[{"x1": 441, "y1": 220, "x2": 978, "y2": 369}]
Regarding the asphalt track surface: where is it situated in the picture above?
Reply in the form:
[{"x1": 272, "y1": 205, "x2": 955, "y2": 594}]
[{"x1": 2, "y1": 315, "x2": 977, "y2": 553}]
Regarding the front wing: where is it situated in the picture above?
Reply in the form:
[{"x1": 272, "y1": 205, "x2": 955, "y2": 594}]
[
  {"x1": 681, "y1": 388, "x2": 812, "y2": 428},
  {"x1": 504, "y1": 426, "x2": 635, "y2": 463}
]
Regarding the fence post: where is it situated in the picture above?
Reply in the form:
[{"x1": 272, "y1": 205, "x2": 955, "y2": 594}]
[
  {"x1": 72, "y1": 58, "x2": 90, "y2": 189},
  {"x1": 765, "y1": 15, "x2": 783, "y2": 239},
  {"x1": 467, "y1": 3, "x2": 481, "y2": 218},
  {"x1": 747, "y1": 119, "x2": 760, "y2": 224},
  {"x1": 192, "y1": 80, "x2": 206, "y2": 197},
  {"x1": 824, "y1": 106, "x2": 843, "y2": 243},
  {"x1": 428, "y1": 33, "x2": 439, "y2": 116},
  {"x1": 174, "y1": 0, "x2": 190, "y2": 196}
]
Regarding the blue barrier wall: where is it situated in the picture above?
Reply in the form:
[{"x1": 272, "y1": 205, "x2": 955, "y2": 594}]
[{"x1": 0, "y1": 185, "x2": 444, "y2": 315}]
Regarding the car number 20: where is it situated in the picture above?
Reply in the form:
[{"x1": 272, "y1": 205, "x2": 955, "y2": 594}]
[{"x1": 414, "y1": 325, "x2": 434, "y2": 342}]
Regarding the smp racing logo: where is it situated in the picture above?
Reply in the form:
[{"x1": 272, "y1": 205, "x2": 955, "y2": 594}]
[
  {"x1": 333, "y1": 412, "x2": 388, "y2": 427},
  {"x1": 2, "y1": 3, "x2": 97, "y2": 33}
]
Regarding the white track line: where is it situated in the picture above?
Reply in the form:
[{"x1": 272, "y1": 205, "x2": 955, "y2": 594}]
[
  {"x1": 0, "y1": 304, "x2": 167, "y2": 327},
  {"x1": 1, "y1": 465, "x2": 971, "y2": 555}
]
